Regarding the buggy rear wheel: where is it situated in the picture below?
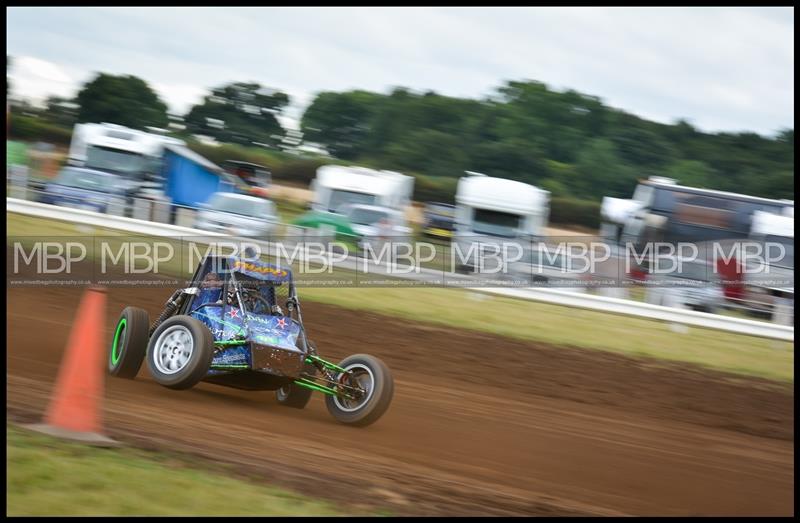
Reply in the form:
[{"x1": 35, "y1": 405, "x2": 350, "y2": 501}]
[
  {"x1": 325, "y1": 354, "x2": 393, "y2": 427},
  {"x1": 276, "y1": 382, "x2": 314, "y2": 409},
  {"x1": 108, "y1": 307, "x2": 150, "y2": 379},
  {"x1": 146, "y1": 315, "x2": 214, "y2": 390}
]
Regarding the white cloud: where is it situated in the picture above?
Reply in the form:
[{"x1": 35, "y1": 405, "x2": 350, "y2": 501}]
[
  {"x1": 150, "y1": 82, "x2": 208, "y2": 115},
  {"x1": 5, "y1": 7, "x2": 794, "y2": 135},
  {"x1": 8, "y1": 55, "x2": 79, "y2": 104}
]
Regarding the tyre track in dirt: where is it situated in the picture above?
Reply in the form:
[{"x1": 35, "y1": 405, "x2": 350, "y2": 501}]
[{"x1": 6, "y1": 287, "x2": 794, "y2": 516}]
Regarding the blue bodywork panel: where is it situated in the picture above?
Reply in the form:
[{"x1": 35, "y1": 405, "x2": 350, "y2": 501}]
[
  {"x1": 188, "y1": 256, "x2": 302, "y2": 372},
  {"x1": 191, "y1": 305, "x2": 302, "y2": 368},
  {"x1": 210, "y1": 345, "x2": 250, "y2": 367}
]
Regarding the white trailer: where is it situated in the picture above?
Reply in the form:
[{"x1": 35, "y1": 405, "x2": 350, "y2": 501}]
[
  {"x1": 746, "y1": 210, "x2": 794, "y2": 325},
  {"x1": 453, "y1": 172, "x2": 550, "y2": 272},
  {"x1": 455, "y1": 172, "x2": 549, "y2": 237},
  {"x1": 751, "y1": 209, "x2": 794, "y2": 238},
  {"x1": 309, "y1": 165, "x2": 415, "y2": 214}
]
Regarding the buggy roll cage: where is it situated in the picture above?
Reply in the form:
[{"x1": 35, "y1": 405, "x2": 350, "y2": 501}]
[{"x1": 176, "y1": 255, "x2": 315, "y2": 356}]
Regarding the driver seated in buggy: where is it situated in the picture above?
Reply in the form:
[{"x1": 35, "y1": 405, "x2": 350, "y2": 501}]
[
  {"x1": 195, "y1": 271, "x2": 283, "y2": 316},
  {"x1": 237, "y1": 278, "x2": 284, "y2": 316},
  {"x1": 196, "y1": 272, "x2": 224, "y2": 306},
  {"x1": 187, "y1": 258, "x2": 300, "y2": 350}
]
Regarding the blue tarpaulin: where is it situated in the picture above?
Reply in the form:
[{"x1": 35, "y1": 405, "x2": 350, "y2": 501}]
[{"x1": 162, "y1": 144, "x2": 235, "y2": 207}]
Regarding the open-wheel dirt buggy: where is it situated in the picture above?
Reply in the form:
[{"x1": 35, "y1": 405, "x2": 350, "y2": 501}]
[{"x1": 108, "y1": 255, "x2": 394, "y2": 427}]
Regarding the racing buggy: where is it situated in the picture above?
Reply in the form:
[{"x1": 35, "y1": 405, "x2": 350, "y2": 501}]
[{"x1": 107, "y1": 255, "x2": 394, "y2": 427}]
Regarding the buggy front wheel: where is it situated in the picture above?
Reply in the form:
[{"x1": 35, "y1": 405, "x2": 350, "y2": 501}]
[
  {"x1": 146, "y1": 315, "x2": 214, "y2": 390},
  {"x1": 325, "y1": 354, "x2": 394, "y2": 427}
]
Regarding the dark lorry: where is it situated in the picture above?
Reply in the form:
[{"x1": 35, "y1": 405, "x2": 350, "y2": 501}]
[{"x1": 619, "y1": 177, "x2": 793, "y2": 246}]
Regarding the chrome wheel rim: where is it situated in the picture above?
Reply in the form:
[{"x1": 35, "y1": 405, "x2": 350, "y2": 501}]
[
  {"x1": 277, "y1": 385, "x2": 290, "y2": 401},
  {"x1": 333, "y1": 363, "x2": 375, "y2": 412},
  {"x1": 153, "y1": 325, "x2": 194, "y2": 375}
]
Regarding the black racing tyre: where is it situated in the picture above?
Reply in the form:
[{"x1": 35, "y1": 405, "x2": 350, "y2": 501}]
[
  {"x1": 108, "y1": 307, "x2": 150, "y2": 379},
  {"x1": 146, "y1": 315, "x2": 214, "y2": 390},
  {"x1": 325, "y1": 354, "x2": 394, "y2": 427},
  {"x1": 276, "y1": 382, "x2": 314, "y2": 409},
  {"x1": 276, "y1": 360, "x2": 317, "y2": 409}
]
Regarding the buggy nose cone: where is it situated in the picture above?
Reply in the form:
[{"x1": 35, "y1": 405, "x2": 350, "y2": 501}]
[{"x1": 251, "y1": 342, "x2": 306, "y2": 377}]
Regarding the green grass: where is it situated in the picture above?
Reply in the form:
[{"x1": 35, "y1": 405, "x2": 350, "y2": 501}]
[
  {"x1": 300, "y1": 286, "x2": 793, "y2": 382},
  {"x1": 7, "y1": 213, "x2": 794, "y2": 382},
  {"x1": 6, "y1": 425, "x2": 352, "y2": 516},
  {"x1": 7, "y1": 213, "x2": 128, "y2": 238}
]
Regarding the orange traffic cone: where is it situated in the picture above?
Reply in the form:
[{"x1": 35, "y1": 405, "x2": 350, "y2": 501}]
[{"x1": 24, "y1": 287, "x2": 118, "y2": 447}]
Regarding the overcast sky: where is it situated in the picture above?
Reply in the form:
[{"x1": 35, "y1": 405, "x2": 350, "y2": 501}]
[{"x1": 6, "y1": 7, "x2": 794, "y2": 135}]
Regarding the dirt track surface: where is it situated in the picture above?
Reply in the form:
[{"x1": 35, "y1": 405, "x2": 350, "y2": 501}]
[{"x1": 7, "y1": 287, "x2": 794, "y2": 516}]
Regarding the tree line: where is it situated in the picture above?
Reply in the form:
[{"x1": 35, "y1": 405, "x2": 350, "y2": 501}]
[
  {"x1": 7, "y1": 67, "x2": 794, "y2": 204},
  {"x1": 300, "y1": 82, "x2": 794, "y2": 201}
]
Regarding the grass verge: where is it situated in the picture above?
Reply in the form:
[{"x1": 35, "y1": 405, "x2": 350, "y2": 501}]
[
  {"x1": 6, "y1": 425, "x2": 351, "y2": 516},
  {"x1": 300, "y1": 286, "x2": 793, "y2": 383}
]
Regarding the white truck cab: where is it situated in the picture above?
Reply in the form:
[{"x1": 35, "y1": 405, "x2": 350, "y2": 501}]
[
  {"x1": 68, "y1": 123, "x2": 185, "y2": 183},
  {"x1": 309, "y1": 165, "x2": 415, "y2": 215},
  {"x1": 454, "y1": 172, "x2": 550, "y2": 272}
]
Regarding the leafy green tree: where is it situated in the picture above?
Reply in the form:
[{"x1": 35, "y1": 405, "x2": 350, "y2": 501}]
[
  {"x1": 470, "y1": 138, "x2": 549, "y2": 183},
  {"x1": 749, "y1": 170, "x2": 794, "y2": 200},
  {"x1": 609, "y1": 125, "x2": 677, "y2": 170},
  {"x1": 665, "y1": 159, "x2": 716, "y2": 188},
  {"x1": 384, "y1": 129, "x2": 470, "y2": 178},
  {"x1": 543, "y1": 160, "x2": 580, "y2": 197},
  {"x1": 184, "y1": 82, "x2": 289, "y2": 147},
  {"x1": 44, "y1": 96, "x2": 79, "y2": 128},
  {"x1": 540, "y1": 178, "x2": 570, "y2": 198},
  {"x1": 574, "y1": 138, "x2": 636, "y2": 198},
  {"x1": 76, "y1": 73, "x2": 168, "y2": 129},
  {"x1": 300, "y1": 90, "x2": 384, "y2": 159},
  {"x1": 297, "y1": 78, "x2": 793, "y2": 203},
  {"x1": 775, "y1": 128, "x2": 793, "y2": 144}
]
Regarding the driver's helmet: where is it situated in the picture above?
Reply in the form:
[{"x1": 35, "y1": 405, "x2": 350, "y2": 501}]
[
  {"x1": 196, "y1": 272, "x2": 223, "y2": 305},
  {"x1": 241, "y1": 282, "x2": 283, "y2": 316},
  {"x1": 200, "y1": 272, "x2": 223, "y2": 288}
]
